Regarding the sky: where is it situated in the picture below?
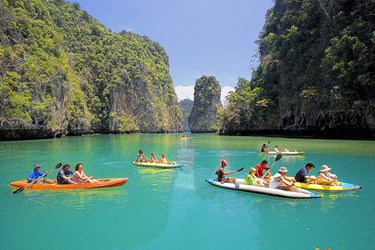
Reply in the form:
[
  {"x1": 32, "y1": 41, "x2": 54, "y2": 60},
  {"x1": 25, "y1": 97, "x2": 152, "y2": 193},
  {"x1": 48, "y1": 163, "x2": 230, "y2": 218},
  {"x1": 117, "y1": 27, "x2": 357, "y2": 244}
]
[{"x1": 66, "y1": 0, "x2": 274, "y2": 102}]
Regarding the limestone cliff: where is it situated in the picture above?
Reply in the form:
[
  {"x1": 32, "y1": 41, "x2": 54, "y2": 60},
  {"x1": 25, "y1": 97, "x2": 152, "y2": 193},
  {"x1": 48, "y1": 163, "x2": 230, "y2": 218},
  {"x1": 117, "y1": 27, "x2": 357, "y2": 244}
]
[
  {"x1": 0, "y1": 0, "x2": 182, "y2": 139},
  {"x1": 189, "y1": 76, "x2": 222, "y2": 133},
  {"x1": 220, "y1": 0, "x2": 374, "y2": 139}
]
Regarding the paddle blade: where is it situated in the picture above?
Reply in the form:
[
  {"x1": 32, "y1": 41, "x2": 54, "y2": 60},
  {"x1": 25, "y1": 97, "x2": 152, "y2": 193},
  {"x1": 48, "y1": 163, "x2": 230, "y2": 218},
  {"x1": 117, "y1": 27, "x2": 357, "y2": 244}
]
[
  {"x1": 55, "y1": 163, "x2": 62, "y2": 169},
  {"x1": 13, "y1": 187, "x2": 24, "y2": 194},
  {"x1": 237, "y1": 167, "x2": 244, "y2": 172},
  {"x1": 275, "y1": 154, "x2": 282, "y2": 162}
]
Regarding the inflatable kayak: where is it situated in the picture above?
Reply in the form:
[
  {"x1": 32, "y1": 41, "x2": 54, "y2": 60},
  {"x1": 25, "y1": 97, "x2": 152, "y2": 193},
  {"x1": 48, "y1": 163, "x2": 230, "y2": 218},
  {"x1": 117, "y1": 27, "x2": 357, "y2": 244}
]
[
  {"x1": 10, "y1": 178, "x2": 128, "y2": 190},
  {"x1": 294, "y1": 181, "x2": 361, "y2": 191},
  {"x1": 260, "y1": 151, "x2": 304, "y2": 155},
  {"x1": 205, "y1": 178, "x2": 320, "y2": 199},
  {"x1": 132, "y1": 161, "x2": 182, "y2": 168}
]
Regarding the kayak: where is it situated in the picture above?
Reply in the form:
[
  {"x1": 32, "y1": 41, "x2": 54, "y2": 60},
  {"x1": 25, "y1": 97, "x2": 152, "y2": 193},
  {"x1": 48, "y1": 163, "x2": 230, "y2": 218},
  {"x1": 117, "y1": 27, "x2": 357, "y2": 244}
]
[
  {"x1": 132, "y1": 161, "x2": 182, "y2": 168},
  {"x1": 10, "y1": 178, "x2": 128, "y2": 190},
  {"x1": 260, "y1": 151, "x2": 304, "y2": 155},
  {"x1": 294, "y1": 181, "x2": 361, "y2": 191},
  {"x1": 205, "y1": 178, "x2": 320, "y2": 199}
]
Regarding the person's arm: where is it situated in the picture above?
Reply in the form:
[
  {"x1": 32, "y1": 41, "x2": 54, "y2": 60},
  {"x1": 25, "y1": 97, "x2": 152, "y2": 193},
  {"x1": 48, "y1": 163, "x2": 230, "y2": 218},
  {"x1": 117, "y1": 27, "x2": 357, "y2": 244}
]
[{"x1": 27, "y1": 171, "x2": 34, "y2": 182}]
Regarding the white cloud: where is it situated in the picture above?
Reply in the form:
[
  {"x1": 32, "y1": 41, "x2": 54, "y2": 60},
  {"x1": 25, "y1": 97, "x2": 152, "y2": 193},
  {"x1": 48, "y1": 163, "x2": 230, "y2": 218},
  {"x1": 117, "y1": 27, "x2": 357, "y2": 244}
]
[
  {"x1": 174, "y1": 85, "x2": 195, "y2": 101},
  {"x1": 174, "y1": 85, "x2": 235, "y2": 106}
]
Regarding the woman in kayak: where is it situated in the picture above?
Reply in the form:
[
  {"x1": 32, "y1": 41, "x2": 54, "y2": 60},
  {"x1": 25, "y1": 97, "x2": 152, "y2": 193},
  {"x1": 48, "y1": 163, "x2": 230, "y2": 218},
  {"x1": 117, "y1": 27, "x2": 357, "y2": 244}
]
[
  {"x1": 215, "y1": 160, "x2": 236, "y2": 183},
  {"x1": 244, "y1": 167, "x2": 266, "y2": 187},
  {"x1": 261, "y1": 144, "x2": 268, "y2": 152},
  {"x1": 316, "y1": 165, "x2": 341, "y2": 186},
  {"x1": 148, "y1": 152, "x2": 158, "y2": 163},
  {"x1": 73, "y1": 163, "x2": 99, "y2": 184},
  {"x1": 159, "y1": 153, "x2": 176, "y2": 164}
]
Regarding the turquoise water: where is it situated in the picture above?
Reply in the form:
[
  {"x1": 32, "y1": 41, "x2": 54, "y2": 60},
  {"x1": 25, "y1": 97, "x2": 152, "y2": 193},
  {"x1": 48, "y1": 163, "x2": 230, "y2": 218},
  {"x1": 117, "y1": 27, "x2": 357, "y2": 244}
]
[{"x1": 1, "y1": 134, "x2": 374, "y2": 249}]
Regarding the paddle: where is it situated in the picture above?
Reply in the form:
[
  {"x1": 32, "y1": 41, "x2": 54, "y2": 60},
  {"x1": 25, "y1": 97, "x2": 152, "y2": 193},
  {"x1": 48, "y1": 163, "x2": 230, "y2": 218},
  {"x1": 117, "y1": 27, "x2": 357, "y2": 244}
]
[
  {"x1": 262, "y1": 154, "x2": 282, "y2": 179},
  {"x1": 13, "y1": 163, "x2": 62, "y2": 194},
  {"x1": 227, "y1": 167, "x2": 245, "y2": 175},
  {"x1": 266, "y1": 140, "x2": 271, "y2": 161}
]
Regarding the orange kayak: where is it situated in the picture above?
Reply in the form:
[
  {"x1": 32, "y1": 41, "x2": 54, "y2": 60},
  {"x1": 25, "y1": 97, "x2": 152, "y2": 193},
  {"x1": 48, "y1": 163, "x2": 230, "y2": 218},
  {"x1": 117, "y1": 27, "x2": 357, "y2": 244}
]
[{"x1": 10, "y1": 178, "x2": 128, "y2": 190}]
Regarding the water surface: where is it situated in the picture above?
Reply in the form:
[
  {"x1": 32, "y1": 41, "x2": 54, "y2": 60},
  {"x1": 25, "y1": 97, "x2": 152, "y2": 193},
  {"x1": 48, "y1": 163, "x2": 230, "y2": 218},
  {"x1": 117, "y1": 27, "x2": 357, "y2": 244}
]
[{"x1": 1, "y1": 134, "x2": 374, "y2": 249}]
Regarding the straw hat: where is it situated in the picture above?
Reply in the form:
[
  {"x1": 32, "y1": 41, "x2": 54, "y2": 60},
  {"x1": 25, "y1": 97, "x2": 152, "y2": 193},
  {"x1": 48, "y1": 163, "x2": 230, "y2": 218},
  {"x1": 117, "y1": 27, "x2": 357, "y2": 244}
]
[
  {"x1": 320, "y1": 165, "x2": 331, "y2": 172},
  {"x1": 250, "y1": 167, "x2": 256, "y2": 174}
]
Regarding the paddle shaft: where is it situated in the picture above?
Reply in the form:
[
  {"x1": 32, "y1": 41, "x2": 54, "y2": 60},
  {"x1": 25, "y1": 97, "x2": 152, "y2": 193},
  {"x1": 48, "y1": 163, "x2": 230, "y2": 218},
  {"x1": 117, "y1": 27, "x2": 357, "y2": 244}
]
[
  {"x1": 262, "y1": 154, "x2": 282, "y2": 179},
  {"x1": 13, "y1": 163, "x2": 62, "y2": 194}
]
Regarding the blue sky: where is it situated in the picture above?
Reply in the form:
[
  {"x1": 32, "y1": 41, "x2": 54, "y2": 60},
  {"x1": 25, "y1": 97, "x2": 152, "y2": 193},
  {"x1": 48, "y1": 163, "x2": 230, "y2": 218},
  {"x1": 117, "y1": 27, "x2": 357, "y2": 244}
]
[{"x1": 66, "y1": 0, "x2": 274, "y2": 101}]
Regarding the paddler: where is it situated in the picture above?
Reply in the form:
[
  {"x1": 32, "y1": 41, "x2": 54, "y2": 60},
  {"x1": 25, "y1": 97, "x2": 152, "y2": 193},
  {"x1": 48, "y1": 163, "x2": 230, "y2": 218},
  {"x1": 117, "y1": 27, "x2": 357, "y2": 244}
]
[
  {"x1": 255, "y1": 160, "x2": 271, "y2": 180},
  {"x1": 294, "y1": 162, "x2": 316, "y2": 184},
  {"x1": 215, "y1": 160, "x2": 236, "y2": 183},
  {"x1": 27, "y1": 163, "x2": 52, "y2": 183},
  {"x1": 316, "y1": 165, "x2": 341, "y2": 186}
]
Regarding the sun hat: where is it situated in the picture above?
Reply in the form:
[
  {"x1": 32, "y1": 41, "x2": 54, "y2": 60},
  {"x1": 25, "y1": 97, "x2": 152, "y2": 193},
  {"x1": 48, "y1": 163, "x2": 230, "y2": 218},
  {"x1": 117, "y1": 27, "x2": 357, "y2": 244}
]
[
  {"x1": 279, "y1": 166, "x2": 288, "y2": 173},
  {"x1": 250, "y1": 167, "x2": 256, "y2": 173},
  {"x1": 221, "y1": 160, "x2": 228, "y2": 166},
  {"x1": 34, "y1": 163, "x2": 41, "y2": 168},
  {"x1": 320, "y1": 165, "x2": 331, "y2": 172}
]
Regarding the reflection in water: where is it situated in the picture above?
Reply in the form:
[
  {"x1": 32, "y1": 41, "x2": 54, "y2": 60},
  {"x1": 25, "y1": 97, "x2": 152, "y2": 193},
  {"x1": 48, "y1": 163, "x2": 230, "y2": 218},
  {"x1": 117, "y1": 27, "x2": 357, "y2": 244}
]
[{"x1": 23, "y1": 188, "x2": 128, "y2": 210}]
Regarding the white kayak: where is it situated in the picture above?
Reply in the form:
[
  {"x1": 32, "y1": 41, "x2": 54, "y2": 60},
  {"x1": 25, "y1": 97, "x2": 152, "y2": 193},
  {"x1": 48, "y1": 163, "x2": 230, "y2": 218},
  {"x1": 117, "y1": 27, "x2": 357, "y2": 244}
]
[
  {"x1": 260, "y1": 151, "x2": 304, "y2": 155},
  {"x1": 205, "y1": 178, "x2": 320, "y2": 199}
]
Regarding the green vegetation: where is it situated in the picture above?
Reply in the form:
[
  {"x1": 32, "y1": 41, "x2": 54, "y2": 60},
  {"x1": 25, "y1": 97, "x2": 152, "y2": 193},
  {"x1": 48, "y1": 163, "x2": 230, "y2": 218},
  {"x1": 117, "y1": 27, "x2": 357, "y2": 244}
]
[
  {"x1": 0, "y1": 0, "x2": 181, "y2": 138},
  {"x1": 189, "y1": 76, "x2": 222, "y2": 133},
  {"x1": 221, "y1": 0, "x2": 375, "y2": 137}
]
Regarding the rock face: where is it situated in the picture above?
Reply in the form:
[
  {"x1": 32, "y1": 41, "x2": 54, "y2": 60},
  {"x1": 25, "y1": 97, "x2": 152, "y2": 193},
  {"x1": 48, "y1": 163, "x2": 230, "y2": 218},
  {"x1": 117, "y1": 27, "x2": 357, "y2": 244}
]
[
  {"x1": 189, "y1": 76, "x2": 222, "y2": 133},
  {"x1": 0, "y1": 0, "x2": 182, "y2": 140},
  {"x1": 178, "y1": 99, "x2": 194, "y2": 132},
  {"x1": 220, "y1": 0, "x2": 375, "y2": 139}
]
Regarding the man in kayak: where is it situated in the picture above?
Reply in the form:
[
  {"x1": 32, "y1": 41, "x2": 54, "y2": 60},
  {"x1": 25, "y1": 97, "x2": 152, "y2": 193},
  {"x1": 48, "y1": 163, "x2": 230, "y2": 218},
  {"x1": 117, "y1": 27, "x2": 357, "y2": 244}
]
[
  {"x1": 57, "y1": 164, "x2": 77, "y2": 184},
  {"x1": 270, "y1": 167, "x2": 309, "y2": 193},
  {"x1": 255, "y1": 160, "x2": 271, "y2": 180},
  {"x1": 215, "y1": 160, "x2": 236, "y2": 183},
  {"x1": 294, "y1": 162, "x2": 316, "y2": 183},
  {"x1": 27, "y1": 164, "x2": 51, "y2": 183}
]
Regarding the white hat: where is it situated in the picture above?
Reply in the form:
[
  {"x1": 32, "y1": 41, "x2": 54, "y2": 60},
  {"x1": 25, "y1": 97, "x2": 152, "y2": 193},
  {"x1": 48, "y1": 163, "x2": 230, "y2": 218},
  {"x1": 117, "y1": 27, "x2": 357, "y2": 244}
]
[
  {"x1": 320, "y1": 165, "x2": 331, "y2": 172},
  {"x1": 279, "y1": 167, "x2": 288, "y2": 173}
]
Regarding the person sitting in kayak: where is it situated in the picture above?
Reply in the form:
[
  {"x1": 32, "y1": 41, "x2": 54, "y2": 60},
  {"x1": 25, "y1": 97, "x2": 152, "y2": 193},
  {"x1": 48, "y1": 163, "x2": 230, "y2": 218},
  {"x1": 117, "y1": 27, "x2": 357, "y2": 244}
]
[
  {"x1": 274, "y1": 145, "x2": 280, "y2": 152},
  {"x1": 269, "y1": 167, "x2": 307, "y2": 193},
  {"x1": 316, "y1": 165, "x2": 341, "y2": 186},
  {"x1": 159, "y1": 153, "x2": 176, "y2": 165},
  {"x1": 261, "y1": 144, "x2": 268, "y2": 152},
  {"x1": 136, "y1": 150, "x2": 148, "y2": 162},
  {"x1": 148, "y1": 152, "x2": 158, "y2": 163},
  {"x1": 244, "y1": 167, "x2": 266, "y2": 187},
  {"x1": 215, "y1": 160, "x2": 236, "y2": 183},
  {"x1": 294, "y1": 162, "x2": 316, "y2": 184},
  {"x1": 57, "y1": 164, "x2": 77, "y2": 184},
  {"x1": 27, "y1": 164, "x2": 52, "y2": 183},
  {"x1": 255, "y1": 160, "x2": 271, "y2": 180},
  {"x1": 72, "y1": 163, "x2": 99, "y2": 183}
]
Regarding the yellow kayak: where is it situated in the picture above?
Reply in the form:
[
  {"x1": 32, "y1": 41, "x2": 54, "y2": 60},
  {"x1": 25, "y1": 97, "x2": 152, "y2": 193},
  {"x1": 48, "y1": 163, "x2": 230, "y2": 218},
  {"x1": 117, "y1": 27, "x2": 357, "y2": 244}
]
[
  {"x1": 132, "y1": 161, "x2": 182, "y2": 168},
  {"x1": 294, "y1": 181, "x2": 361, "y2": 191}
]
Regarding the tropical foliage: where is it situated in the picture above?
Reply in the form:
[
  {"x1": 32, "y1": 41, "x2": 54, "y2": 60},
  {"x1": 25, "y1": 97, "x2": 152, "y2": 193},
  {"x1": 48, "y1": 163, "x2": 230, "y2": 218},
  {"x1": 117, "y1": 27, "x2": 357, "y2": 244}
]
[
  {"x1": 0, "y1": 0, "x2": 181, "y2": 138},
  {"x1": 220, "y1": 0, "x2": 375, "y2": 138}
]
